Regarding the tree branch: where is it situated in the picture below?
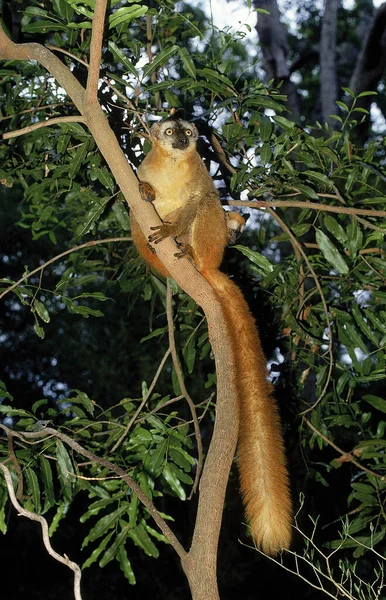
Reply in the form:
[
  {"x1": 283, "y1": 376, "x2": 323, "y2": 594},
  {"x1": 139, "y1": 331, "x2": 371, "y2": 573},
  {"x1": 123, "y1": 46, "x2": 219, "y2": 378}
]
[
  {"x1": 110, "y1": 347, "x2": 171, "y2": 452},
  {"x1": 0, "y1": 237, "x2": 132, "y2": 300},
  {"x1": 85, "y1": 0, "x2": 108, "y2": 104},
  {"x1": 0, "y1": 424, "x2": 187, "y2": 559},
  {"x1": 227, "y1": 198, "x2": 386, "y2": 218},
  {"x1": 166, "y1": 280, "x2": 204, "y2": 497},
  {"x1": 2, "y1": 116, "x2": 85, "y2": 140},
  {"x1": 0, "y1": 461, "x2": 83, "y2": 600}
]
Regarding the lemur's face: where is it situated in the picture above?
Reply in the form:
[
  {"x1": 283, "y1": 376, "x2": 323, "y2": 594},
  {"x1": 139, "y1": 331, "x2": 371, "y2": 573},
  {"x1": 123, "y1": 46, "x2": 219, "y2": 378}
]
[{"x1": 150, "y1": 119, "x2": 198, "y2": 154}]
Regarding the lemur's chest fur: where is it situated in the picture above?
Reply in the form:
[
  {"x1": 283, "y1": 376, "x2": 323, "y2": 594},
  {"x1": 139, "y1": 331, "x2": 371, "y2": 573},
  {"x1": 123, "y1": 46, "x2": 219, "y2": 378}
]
[{"x1": 138, "y1": 153, "x2": 200, "y2": 220}]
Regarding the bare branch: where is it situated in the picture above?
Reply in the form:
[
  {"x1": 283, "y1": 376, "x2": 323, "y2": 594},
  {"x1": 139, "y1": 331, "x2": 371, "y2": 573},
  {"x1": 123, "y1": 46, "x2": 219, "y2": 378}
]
[
  {"x1": 2, "y1": 116, "x2": 85, "y2": 140},
  {"x1": 0, "y1": 461, "x2": 83, "y2": 600},
  {"x1": 303, "y1": 417, "x2": 385, "y2": 480},
  {"x1": 166, "y1": 281, "x2": 204, "y2": 497},
  {"x1": 110, "y1": 348, "x2": 172, "y2": 452},
  {"x1": 227, "y1": 198, "x2": 386, "y2": 219},
  {"x1": 0, "y1": 237, "x2": 132, "y2": 300},
  {"x1": 85, "y1": 0, "x2": 108, "y2": 104}
]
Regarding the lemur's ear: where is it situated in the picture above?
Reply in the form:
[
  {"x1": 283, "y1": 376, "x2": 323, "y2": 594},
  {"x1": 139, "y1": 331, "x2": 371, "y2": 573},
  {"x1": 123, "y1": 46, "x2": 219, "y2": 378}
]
[{"x1": 149, "y1": 122, "x2": 161, "y2": 139}]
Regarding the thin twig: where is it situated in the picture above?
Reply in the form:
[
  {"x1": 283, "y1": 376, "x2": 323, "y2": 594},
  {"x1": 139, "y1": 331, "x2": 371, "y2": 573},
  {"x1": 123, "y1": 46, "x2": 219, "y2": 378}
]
[
  {"x1": 270, "y1": 210, "x2": 334, "y2": 411},
  {"x1": 0, "y1": 102, "x2": 73, "y2": 122},
  {"x1": 227, "y1": 198, "x2": 386, "y2": 219},
  {"x1": 111, "y1": 347, "x2": 172, "y2": 452},
  {"x1": 2, "y1": 116, "x2": 85, "y2": 140},
  {"x1": 145, "y1": 13, "x2": 161, "y2": 110},
  {"x1": 0, "y1": 237, "x2": 132, "y2": 300},
  {"x1": 0, "y1": 462, "x2": 83, "y2": 600},
  {"x1": 303, "y1": 417, "x2": 385, "y2": 480},
  {"x1": 166, "y1": 281, "x2": 204, "y2": 497}
]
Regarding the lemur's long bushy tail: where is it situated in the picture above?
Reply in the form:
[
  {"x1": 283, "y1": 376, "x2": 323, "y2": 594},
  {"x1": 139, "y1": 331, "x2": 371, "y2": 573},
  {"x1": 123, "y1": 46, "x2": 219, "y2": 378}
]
[{"x1": 204, "y1": 269, "x2": 292, "y2": 555}]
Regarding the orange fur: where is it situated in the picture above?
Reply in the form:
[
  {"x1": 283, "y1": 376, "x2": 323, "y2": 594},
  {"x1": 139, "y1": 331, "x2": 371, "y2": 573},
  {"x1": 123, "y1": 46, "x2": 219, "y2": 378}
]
[{"x1": 131, "y1": 119, "x2": 292, "y2": 554}]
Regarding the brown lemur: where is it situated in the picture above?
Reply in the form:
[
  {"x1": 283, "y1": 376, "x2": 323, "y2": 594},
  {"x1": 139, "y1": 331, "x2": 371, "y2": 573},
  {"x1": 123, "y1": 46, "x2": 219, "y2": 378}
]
[{"x1": 130, "y1": 117, "x2": 292, "y2": 555}]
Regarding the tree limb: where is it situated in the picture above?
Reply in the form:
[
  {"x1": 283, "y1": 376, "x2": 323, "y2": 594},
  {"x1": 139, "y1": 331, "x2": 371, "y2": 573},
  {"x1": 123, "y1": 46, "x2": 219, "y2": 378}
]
[
  {"x1": 2, "y1": 115, "x2": 85, "y2": 139},
  {"x1": 0, "y1": 461, "x2": 83, "y2": 600},
  {"x1": 0, "y1": 424, "x2": 187, "y2": 559}
]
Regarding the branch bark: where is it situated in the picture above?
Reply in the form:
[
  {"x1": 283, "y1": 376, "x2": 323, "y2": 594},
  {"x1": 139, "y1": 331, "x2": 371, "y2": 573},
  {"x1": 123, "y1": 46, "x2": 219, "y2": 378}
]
[
  {"x1": 0, "y1": 461, "x2": 83, "y2": 600},
  {"x1": 0, "y1": 17, "x2": 238, "y2": 600}
]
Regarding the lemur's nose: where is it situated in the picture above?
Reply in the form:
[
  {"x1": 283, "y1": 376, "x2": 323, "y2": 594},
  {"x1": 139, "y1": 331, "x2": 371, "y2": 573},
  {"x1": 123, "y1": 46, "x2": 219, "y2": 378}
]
[{"x1": 178, "y1": 135, "x2": 189, "y2": 146}]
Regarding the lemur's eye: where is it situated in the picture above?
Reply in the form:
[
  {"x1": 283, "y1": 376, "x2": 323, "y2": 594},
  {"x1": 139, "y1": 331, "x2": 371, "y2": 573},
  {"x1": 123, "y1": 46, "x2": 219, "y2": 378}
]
[
  {"x1": 185, "y1": 129, "x2": 192, "y2": 136},
  {"x1": 165, "y1": 128, "x2": 173, "y2": 135}
]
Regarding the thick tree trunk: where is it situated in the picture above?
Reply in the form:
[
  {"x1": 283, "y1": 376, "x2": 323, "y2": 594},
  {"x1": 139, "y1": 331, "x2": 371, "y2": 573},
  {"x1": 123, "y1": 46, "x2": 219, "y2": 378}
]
[
  {"x1": 320, "y1": 0, "x2": 340, "y2": 127},
  {"x1": 253, "y1": 0, "x2": 301, "y2": 122},
  {"x1": 349, "y1": 2, "x2": 386, "y2": 140}
]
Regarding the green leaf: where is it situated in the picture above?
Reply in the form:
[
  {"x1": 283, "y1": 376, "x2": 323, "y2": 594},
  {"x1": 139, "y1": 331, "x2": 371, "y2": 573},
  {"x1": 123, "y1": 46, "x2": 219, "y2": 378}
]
[
  {"x1": 56, "y1": 440, "x2": 75, "y2": 501},
  {"x1": 143, "y1": 440, "x2": 167, "y2": 477},
  {"x1": 75, "y1": 195, "x2": 110, "y2": 237},
  {"x1": 346, "y1": 218, "x2": 363, "y2": 257},
  {"x1": 315, "y1": 229, "x2": 349, "y2": 274},
  {"x1": 40, "y1": 456, "x2": 55, "y2": 512},
  {"x1": 34, "y1": 323, "x2": 45, "y2": 339},
  {"x1": 142, "y1": 45, "x2": 180, "y2": 78},
  {"x1": 0, "y1": 406, "x2": 32, "y2": 417},
  {"x1": 31, "y1": 399, "x2": 48, "y2": 414},
  {"x1": 303, "y1": 170, "x2": 333, "y2": 188},
  {"x1": 294, "y1": 183, "x2": 319, "y2": 200},
  {"x1": 233, "y1": 245, "x2": 274, "y2": 274},
  {"x1": 25, "y1": 467, "x2": 41, "y2": 514},
  {"x1": 128, "y1": 491, "x2": 139, "y2": 528},
  {"x1": 116, "y1": 544, "x2": 136, "y2": 584},
  {"x1": 351, "y1": 303, "x2": 379, "y2": 346},
  {"x1": 273, "y1": 115, "x2": 296, "y2": 130},
  {"x1": 108, "y1": 41, "x2": 139, "y2": 77},
  {"x1": 363, "y1": 395, "x2": 386, "y2": 413},
  {"x1": 178, "y1": 47, "x2": 196, "y2": 79},
  {"x1": 183, "y1": 336, "x2": 196, "y2": 374},
  {"x1": 260, "y1": 142, "x2": 272, "y2": 165},
  {"x1": 99, "y1": 526, "x2": 129, "y2": 567},
  {"x1": 69, "y1": 141, "x2": 89, "y2": 179},
  {"x1": 0, "y1": 504, "x2": 7, "y2": 534},
  {"x1": 323, "y1": 215, "x2": 348, "y2": 246},
  {"x1": 82, "y1": 531, "x2": 114, "y2": 569},
  {"x1": 70, "y1": 390, "x2": 95, "y2": 415},
  {"x1": 93, "y1": 168, "x2": 115, "y2": 192},
  {"x1": 109, "y1": 5, "x2": 148, "y2": 29},
  {"x1": 49, "y1": 503, "x2": 67, "y2": 536},
  {"x1": 128, "y1": 523, "x2": 159, "y2": 557},
  {"x1": 357, "y1": 90, "x2": 378, "y2": 97},
  {"x1": 83, "y1": 504, "x2": 130, "y2": 547},
  {"x1": 162, "y1": 463, "x2": 186, "y2": 500},
  {"x1": 22, "y1": 20, "x2": 67, "y2": 33},
  {"x1": 33, "y1": 299, "x2": 50, "y2": 323},
  {"x1": 259, "y1": 114, "x2": 273, "y2": 142}
]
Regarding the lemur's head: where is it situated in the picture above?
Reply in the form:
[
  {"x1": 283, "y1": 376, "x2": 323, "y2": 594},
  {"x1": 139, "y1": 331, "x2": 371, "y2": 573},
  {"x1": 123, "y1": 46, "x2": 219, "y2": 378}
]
[{"x1": 150, "y1": 118, "x2": 198, "y2": 157}]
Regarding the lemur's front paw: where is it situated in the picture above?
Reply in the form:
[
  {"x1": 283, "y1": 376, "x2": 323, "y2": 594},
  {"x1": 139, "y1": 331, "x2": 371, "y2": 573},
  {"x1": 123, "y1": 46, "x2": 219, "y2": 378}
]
[
  {"x1": 139, "y1": 181, "x2": 155, "y2": 202},
  {"x1": 148, "y1": 222, "x2": 173, "y2": 244}
]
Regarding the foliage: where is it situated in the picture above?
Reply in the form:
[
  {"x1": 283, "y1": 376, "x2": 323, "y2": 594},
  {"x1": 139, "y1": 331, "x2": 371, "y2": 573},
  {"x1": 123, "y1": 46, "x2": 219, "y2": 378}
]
[{"x1": 0, "y1": 1, "x2": 386, "y2": 598}]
